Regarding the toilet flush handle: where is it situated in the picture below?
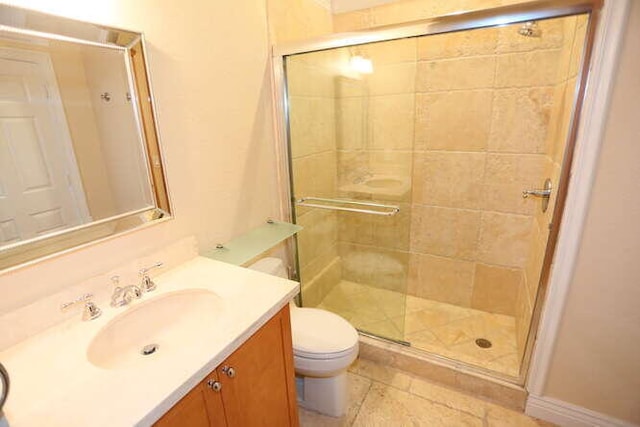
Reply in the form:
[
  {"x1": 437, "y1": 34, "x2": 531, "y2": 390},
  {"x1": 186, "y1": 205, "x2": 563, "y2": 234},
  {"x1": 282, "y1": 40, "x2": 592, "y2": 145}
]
[{"x1": 221, "y1": 365, "x2": 236, "y2": 378}]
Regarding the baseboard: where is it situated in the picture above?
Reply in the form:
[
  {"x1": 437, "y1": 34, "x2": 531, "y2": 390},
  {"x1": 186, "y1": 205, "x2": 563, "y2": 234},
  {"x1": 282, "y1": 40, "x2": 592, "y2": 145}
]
[{"x1": 526, "y1": 395, "x2": 638, "y2": 427}]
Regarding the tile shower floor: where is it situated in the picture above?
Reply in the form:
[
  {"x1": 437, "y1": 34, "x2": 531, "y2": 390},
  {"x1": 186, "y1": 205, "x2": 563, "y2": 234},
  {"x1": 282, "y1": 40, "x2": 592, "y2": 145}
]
[
  {"x1": 299, "y1": 358, "x2": 553, "y2": 426},
  {"x1": 315, "y1": 281, "x2": 520, "y2": 377}
]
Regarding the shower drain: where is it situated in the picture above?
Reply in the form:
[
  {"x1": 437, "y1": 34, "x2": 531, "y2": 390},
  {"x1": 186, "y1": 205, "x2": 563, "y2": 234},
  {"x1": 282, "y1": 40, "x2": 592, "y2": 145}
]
[
  {"x1": 475, "y1": 338, "x2": 492, "y2": 349},
  {"x1": 141, "y1": 343, "x2": 159, "y2": 355}
]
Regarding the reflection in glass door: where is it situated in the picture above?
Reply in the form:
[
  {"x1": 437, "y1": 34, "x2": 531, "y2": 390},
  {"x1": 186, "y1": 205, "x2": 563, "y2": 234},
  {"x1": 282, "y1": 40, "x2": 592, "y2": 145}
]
[
  {"x1": 283, "y1": 12, "x2": 590, "y2": 378},
  {"x1": 286, "y1": 47, "x2": 410, "y2": 343}
]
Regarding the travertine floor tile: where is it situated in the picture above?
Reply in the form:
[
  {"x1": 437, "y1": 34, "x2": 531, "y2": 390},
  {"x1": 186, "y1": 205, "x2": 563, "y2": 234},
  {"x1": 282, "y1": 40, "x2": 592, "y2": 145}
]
[
  {"x1": 409, "y1": 377, "x2": 487, "y2": 418},
  {"x1": 348, "y1": 358, "x2": 413, "y2": 391},
  {"x1": 300, "y1": 359, "x2": 554, "y2": 427},
  {"x1": 353, "y1": 382, "x2": 483, "y2": 426}
]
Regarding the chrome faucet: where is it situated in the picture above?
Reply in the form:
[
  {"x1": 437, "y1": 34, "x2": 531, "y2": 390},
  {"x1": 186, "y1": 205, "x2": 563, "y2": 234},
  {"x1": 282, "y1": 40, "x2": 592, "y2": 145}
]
[
  {"x1": 110, "y1": 262, "x2": 163, "y2": 308},
  {"x1": 110, "y1": 276, "x2": 142, "y2": 307},
  {"x1": 60, "y1": 293, "x2": 102, "y2": 321},
  {"x1": 123, "y1": 285, "x2": 143, "y2": 302}
]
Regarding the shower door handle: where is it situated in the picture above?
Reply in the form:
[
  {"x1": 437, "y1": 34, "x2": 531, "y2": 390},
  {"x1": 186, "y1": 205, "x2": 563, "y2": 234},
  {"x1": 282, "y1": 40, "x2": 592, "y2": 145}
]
[
  {"x1": 522, "y1": 188, "x2": 551, "y2": 198},
  {"x1": 522, "y1": 179, "x2": 552, "y2": 199}
]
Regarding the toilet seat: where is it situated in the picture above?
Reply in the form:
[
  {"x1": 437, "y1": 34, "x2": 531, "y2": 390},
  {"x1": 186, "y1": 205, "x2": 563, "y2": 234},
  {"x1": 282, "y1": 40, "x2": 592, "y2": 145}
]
[{"x1": 290, "y1": 307, "x2": 358, "y2": 358}]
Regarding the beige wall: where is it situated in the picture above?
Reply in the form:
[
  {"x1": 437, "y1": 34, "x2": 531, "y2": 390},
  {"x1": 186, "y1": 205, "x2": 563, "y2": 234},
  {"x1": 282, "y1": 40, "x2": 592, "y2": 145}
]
[
  {"x1": 0, "y1": 0, "x2": 280, "y2": 315},
  {"x1": 543, "y1": 2, "x2": 640, "y2": 423}
]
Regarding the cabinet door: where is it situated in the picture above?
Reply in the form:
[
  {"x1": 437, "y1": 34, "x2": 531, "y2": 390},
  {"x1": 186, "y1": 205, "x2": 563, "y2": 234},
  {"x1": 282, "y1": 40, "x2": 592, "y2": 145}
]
[
  {"x1": 153, "y1": 382, "x2": 212, "y2": 427},
  {"x1": 218, "y1": 306, "x2": 299, "y2": 427},
  {"x1": 202, "y1": 370, "x2": 228, "y2": 427}
]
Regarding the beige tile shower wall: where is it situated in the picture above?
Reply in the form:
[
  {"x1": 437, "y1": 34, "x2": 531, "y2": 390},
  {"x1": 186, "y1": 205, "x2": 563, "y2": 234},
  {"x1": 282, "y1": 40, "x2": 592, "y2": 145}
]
[
  {"x1": 516, "y1": 15, "x2": 588, "y2": 356},
  {"x1": 287, "y1": 50, "x2": 341, "y2": 298},
  {"x1": 267, "y1": 0, "x2": 332, "y2": 44},
  {"x1": 332, "y1": 16, "x2": 576, "y2": 323},
  {"x1": 408, "y1": 20, "x2": 572, "y2": 321},
  {"x1": 329, "y1": 6, "x2": 585, "y2": 353}
]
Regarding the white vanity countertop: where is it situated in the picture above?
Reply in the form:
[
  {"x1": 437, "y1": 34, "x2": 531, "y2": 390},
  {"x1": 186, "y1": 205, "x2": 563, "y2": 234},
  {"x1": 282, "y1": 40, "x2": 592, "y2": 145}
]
[{"x1": 0, "y1": 256, "x2": 299, "y2": 427}]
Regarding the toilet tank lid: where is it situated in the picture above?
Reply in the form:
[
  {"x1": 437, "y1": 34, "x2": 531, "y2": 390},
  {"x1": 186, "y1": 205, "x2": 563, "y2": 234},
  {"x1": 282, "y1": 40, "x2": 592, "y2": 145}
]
[{"x1": 291, "y1": 307, "x2": 358, "y2": 355}]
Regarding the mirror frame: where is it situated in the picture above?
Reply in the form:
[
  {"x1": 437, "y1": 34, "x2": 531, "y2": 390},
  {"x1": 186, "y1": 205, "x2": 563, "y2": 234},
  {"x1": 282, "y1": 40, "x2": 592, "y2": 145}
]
[{"x1": 0, "y1": 5, "x2": 172, "y2": 270}]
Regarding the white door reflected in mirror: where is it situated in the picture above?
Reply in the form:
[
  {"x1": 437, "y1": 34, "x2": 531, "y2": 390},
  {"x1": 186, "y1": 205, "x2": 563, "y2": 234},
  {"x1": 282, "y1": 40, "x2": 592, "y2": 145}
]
[{"x1": 0, "y1": 4, "x2": 171, "y2": 269}]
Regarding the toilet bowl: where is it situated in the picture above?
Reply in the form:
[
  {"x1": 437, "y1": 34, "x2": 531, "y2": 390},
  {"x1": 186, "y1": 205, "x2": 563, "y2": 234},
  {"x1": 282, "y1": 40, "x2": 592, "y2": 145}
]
[{"x1": 248, "y1": 257, "x2": 359, "y2": 417}]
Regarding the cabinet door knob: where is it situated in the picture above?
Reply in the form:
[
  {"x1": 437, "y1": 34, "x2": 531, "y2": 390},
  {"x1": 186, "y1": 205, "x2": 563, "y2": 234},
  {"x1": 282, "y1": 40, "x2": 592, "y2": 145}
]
[
  {"x1": 221, "y1": 365, "x2": 236, "y2": 378},
  {"x1": 207, "y1": 380, "x2": 222, "y2": 392}
]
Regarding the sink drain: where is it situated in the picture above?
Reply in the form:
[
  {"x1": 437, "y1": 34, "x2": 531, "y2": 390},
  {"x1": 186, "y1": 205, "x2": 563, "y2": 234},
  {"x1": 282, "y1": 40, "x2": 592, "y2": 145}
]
[
  {"x1": 475, "y1": 338, "x2": 492, "y2": 349},
  {"x1": 141, "y1": 343, "x2": 159, "y2": 355}
]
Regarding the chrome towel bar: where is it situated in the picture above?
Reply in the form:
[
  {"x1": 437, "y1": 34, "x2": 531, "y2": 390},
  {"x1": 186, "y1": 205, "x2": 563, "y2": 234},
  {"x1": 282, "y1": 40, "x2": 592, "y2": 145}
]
[{"x1": 295, "y1": 197, "x2": 400, "y2": 216}]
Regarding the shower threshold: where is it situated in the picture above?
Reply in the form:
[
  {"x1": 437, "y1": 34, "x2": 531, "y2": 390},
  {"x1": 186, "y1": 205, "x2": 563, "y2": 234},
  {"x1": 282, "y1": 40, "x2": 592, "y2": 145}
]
[{"x1": 357, "y1": 329, "x2": 411, "y2": 347}]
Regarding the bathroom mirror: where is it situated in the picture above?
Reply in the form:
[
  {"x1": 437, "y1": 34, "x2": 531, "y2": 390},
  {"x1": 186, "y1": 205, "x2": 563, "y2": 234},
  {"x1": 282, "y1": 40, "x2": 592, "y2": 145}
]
[{"x1": 0, "y1": 5, "x2": 171, "y2": 269}]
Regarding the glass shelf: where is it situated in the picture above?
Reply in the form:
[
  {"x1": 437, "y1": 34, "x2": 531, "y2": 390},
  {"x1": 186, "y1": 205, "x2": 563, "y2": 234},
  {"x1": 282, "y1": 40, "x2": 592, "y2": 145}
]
[{"x1": 201, "y1": 220, "x2": 302, "y2": 266}]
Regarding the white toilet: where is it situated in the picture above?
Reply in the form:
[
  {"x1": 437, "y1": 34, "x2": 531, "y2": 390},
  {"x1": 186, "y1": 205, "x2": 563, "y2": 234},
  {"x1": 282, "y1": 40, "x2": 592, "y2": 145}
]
[{"x1": 248, "y1": 257, "x2": 359, "y2": 417}]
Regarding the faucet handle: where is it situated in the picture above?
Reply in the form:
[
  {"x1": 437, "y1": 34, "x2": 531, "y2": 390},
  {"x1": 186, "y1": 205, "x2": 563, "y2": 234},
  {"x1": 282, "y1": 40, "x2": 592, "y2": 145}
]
[
  {"x1": 60, "y1": 293, "x2": 102, "y2": 321},
  {"x1": 139, "y1": 262, "x2": 163, "y2": 292}
]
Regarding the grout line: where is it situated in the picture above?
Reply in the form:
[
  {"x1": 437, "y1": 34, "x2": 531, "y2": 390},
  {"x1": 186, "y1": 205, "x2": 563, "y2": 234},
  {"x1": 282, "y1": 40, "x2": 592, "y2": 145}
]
[{"x1": 348, "y1": 374, "x2": 374, "y2": 426}]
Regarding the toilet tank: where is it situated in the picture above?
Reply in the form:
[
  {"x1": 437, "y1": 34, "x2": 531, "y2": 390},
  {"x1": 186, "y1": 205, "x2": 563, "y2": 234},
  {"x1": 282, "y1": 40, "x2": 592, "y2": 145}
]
[{"x1": 247, "y1": 257, "x2": 287, "y2": 279}]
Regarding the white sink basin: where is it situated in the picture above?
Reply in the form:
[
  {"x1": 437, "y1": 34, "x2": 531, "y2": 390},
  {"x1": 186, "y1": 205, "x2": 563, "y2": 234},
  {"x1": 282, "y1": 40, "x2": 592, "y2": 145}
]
[{"x1": 87, "y1": 289, "x2": 222, "y2": 369}]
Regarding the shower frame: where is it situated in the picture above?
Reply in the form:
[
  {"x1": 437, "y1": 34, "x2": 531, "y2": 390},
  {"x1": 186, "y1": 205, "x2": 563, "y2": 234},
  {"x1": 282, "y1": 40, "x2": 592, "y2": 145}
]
[{"x1": 271, "y1": 0, "x2": 603, "y2": 385}]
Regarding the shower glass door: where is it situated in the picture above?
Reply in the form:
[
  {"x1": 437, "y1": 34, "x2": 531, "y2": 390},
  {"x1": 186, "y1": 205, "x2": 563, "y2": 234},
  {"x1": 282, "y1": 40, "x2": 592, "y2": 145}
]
[
  {"x1": 283, "y1": 12, "x2": 589, "y2": 378},
  {"x1": 286, "y1": 45, "x2": 412, "y2": 343}
]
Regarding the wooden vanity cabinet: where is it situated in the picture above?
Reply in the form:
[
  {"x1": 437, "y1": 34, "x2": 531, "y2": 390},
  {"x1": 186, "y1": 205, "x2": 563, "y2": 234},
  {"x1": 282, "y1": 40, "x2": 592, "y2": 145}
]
[{"x1": 154, "y1": 306, "x2": 299, "y2": 427}]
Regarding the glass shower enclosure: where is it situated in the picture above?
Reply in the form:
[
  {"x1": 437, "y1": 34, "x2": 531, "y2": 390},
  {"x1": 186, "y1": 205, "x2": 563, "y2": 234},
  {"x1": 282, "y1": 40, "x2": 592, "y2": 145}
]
[{"x1": 275, "y1": 1, "x2": 594, "y2": 380}]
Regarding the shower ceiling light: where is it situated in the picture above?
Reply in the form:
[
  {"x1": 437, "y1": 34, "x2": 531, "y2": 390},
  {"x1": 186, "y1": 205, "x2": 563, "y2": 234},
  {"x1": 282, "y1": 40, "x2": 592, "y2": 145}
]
[
  {"x1": 350, "y1": 55, "x2": 373, "y2": 74},
  {"x1": 518, "y1": 21, "x2": 542, "y2": 37}
]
